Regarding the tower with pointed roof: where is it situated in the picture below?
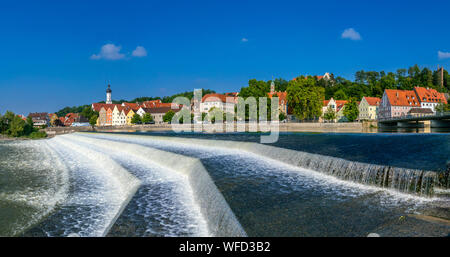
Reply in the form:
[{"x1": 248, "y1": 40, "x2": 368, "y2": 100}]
[
  {"x1": 106, "y1": 84, "x2": 112, "y2": 104},
  {"x1": 270, "y1": 77, "x2": 275, "y2": 93}
]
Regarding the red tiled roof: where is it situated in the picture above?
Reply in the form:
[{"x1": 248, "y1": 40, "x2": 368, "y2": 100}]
[
  {"x1": 335, "y1": 100, "x2": 348, "y2": 112},
  {"x1": 363, "y1": 97, "x2": 381, "y2": 106},
  {"x1": 408, "y1": 107, "x2": 434, "y2": 114},
  {"x1": 414, "y1": 87, "x2": 447, "y2": 104},
  {"x1": 267, "y1": 91, "x2": 287, "y2": 104},
  {"x1": 92, "y1": 103, "x2": 120, "y2": 112},
  {"x1": 385, "y1": 89, "x2": 420, "y2": 107},
  {"x1": 141, "y1": 100, "x2": 162, "y2": 108},
  {"x1": 224, "y1": 92, "x2": 239, "y2": 97},
  {"x1": 122, "y1": 102, "x2": 140, "y2": 111},
  {"x1": 140, "y1": 107, "x2": 181, "y2": 114},
  {"x1": 202, "y1": 93, "x2": 236, "y2": 103}
]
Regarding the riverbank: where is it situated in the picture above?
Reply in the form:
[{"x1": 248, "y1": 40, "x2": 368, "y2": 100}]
[{"x1": 44, "y1": 122, "x2": 371, "y2": 135}]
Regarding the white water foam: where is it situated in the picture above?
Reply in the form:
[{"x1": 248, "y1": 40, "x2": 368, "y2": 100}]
[
  {"x1": 34, "y1": 136, "x2": 140, "y2": 237},
  {"x1": 65, "y1": 134, "x2": 209, "y2": 236},
  {"x1": 80, "y1": 133, "x2": 443, "y2": 210},
  {"x1": 0, "y1": 140, "x2": 69, "y2": 236}
]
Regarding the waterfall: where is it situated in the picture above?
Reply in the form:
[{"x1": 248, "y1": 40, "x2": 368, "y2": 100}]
[
  {"x1": 68, "y1": 134, "x2": 247, "y2": 237},
  {"x1": 89, "y1": 133, "x2": 447, "y2": 197},
  {"x1": 52, "y1": 135, "x2": 141, "y2": 236}
]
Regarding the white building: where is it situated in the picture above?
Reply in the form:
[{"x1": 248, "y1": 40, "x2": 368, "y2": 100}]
[
  {"x1": 112, "y1": 106, "x2": 128, "y2": 126},
  {"x1": 200, "y1": 93, "x2": 236, "y2": 113}
]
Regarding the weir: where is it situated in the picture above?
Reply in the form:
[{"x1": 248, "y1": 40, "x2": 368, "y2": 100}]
[
  {"x1": 86, "y1": 133, "x2": 448, "y2": 197},
  {"x1": 53, "y1": 135, "x2": 142, "y2": 236},
  {"x1": 67, "y1": 134, "x2": 247, "y2": 237}
]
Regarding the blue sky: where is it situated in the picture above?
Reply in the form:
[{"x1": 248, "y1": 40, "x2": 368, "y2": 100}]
[{"x1": 1, "y1": 0, "x2": 450, "y2": 115}]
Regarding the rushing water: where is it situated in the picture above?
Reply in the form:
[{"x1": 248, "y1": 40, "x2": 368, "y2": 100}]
[
  {"x1": 0, "y1": 132, "x2": 449, "y2": 237},
  {"x1": 113, "y1": 131, "x2": 449, "y2": 171}
]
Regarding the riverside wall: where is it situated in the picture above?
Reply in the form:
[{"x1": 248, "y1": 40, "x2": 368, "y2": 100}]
[{"x1": 44, "y1": 122, "x2": 367, "y2": 135}]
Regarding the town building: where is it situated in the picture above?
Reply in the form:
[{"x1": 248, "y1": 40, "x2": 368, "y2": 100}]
[
  {"x1": 137, "y1": 106, "x2": 181, "y2": 124},
  {"x1": 358, "y1": 97, "x2": 381, "y2": 121},
  {"x1": 200, "y1": 93, "x2": 236, "y2": 113},
  {"x1": 407, "y1": 107, "x2": 434, "y2": 117},
  {"x1": 112, "y1": 106, "x2": 129, "y2": 126},
  {"x1": 92, "y1": 103, "x2": 119, "y2": 126},
  {"x1": 28, "y1": 112, "x2": 49, "y2": 126},
  {"x1": 126, "y1": 108, "x2": 136, "y2": 125},
  {"x1": 378, "y1": 87, "x2": 447, "y2": 120},
  {"x1": 292, "y1": 72, "x2": 334, "y2": 82},
  {"x1": 378, "y1": 89, "x2": 420, "y2": 120},
  {"x1": 413, "y1": 87, "x2": 447, "y2": 112},
  {"x1": 321, "y1": 98, "x2": 348, "y2": 122},
  {"x1": 48, "y1": 113, "x2": 58, "y2": 126},
  {"x1": 267, "y1": 80, "x2": 288, "y2": 116}
]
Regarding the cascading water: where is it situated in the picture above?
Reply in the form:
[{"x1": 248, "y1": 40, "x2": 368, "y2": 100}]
[
  {"x1": 1, "y1": 132, "x2": 448, "y2": 237},
  {"x1": 0, "y1": 140, "x2": 68, "y2": 236},
  {"x1": 89, "y1": 133, "x2": 446, "y2": 196},
  {"x1": 75, "y1": 132, "x2": 450, "y2": 236},
  {"x1": 66, "y1": 134, "x2": 247, "y2": 237},
  {"x1": 24, "y1": 136, "x2": 140, "y2": 237}
]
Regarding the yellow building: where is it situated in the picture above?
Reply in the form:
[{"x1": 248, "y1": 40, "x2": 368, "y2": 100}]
[
  {"x1": 126, "y1": 109, "x2": 136, "y2": 125},
  {"x1": 358, "y1": 97, "x2": 381, "y2": 121}
]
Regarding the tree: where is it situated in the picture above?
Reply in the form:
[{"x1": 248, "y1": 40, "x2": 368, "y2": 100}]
[
  {"x1": 23, "y1": 116, "x2": 34, "y2": 135},
  {"x1": 435, "y1": 103, "x2": 450, "y2": 113},
  {"x1": 163, "y1": 110, "x2": 175, "y2": 123},
  {"x1": 286, "y1": 76, "x2": 324, "y2": 120},
  {"x1": 207, "y1": 107, "x2": 223, "y2": 124},
  {"x1": 81, "y1": 107, "x2": 98, "y2": 121},
  {"x1": 56, "y1": 105, "x2": 90, "y2": 117},
  {"x1": 343, "y1": 99, "x2": 359, "y2": 122},
  {"x1": 201, "y1": 112, "x2": 208, "y2": 122},
  {"x1": 8, "y1": 115, "x2": 25, "y2": 137},
  {"x1": 324, "y1": 106, "x2": 336, "y2": 122},
  {"x1": 333, "y1": 89, "x2": 347, "y2": 100},
  {"x1": 54, "y1": 119, "x2": 64, "y2": 127},
  {"x1": 131, "y1": 113, "x2": 142, "y2": 124},
  {"x1": 89, "y1": 115, "x2": 98, "y2": 127},
  {"x1": 142, "y1": 113, "x2": 154, "y2": 123},
  {"x1": 279, "y1": 112, "x2": 287, "y2": 121}
]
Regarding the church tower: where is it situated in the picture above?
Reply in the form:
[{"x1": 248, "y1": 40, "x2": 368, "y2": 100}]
[
  {"x1": 106, "y1": 84, "x2": 112, "y2": 104},
  {"x1": 270, "y1": 77, "x2": 275, "y2": 93}
]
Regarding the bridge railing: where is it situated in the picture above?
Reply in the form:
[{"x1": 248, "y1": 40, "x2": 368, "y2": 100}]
[{"x1": 378, "y1": 112, "x2": 450, "y2": 122}]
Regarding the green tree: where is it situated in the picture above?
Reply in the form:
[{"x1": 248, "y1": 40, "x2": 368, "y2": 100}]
[
  {"x1": 343, "y1": 99, "x2": 359, "y2": 122},
  {"x1": 201, "y1": 112, "x2": 208, "y2": 122},
  {"x1": 286, "y1": 76, "x2": 324, "y2": 120},
  {"x1": 279, "y1": 112, "x2": 287, "y2": 121},
  {"x1": 207, "y1": 107, "x2": 223, "y2": 124},
  {"x1": 163, "y1": 110, "x2": 175, "y2": 123},
  {"x1": 435, "y1": 103, "x2": 450, "y2": 113},
  {"x1": 81, "y1": 107, "x2": 98, "y2": 120},
  {"x1": 131, "y1": 114, "x2": 142, "y2": 124},
  {"x1": 324, "y1": 106, "x2": 336, "y2": 122},
  {"x1": 142, "y1": 113, "x2": 154, "y2": 123},
  {"x1": 8, "y1": 115, "x2": 26, "y2": 137},
  {"x1": 333, "y1": 89, "x2": 347, "y2": 100},
  {"x1": 89, "y1": 115, "x2": 98, "y2": 127}
]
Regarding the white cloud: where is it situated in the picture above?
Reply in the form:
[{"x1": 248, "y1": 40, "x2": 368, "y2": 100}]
[
  {"x1": 438, "y1": 51, "x2": 450, "y2": 59},
  {"x1": 132, "y1": 46, "x2": 147, "y2": 57},
  {"x1": 341, "y1": 28, "x2": 362, "y2": 41},
  {"x1": 241, "y1": 38, "x2": 248, "y2": 42},
  {"x1": 91, "y1": 44, "x2": 125, "y2": 60}
]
